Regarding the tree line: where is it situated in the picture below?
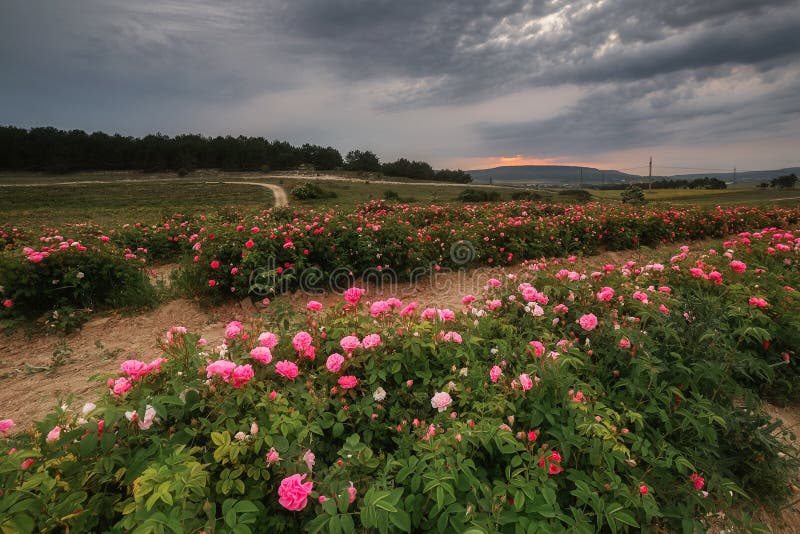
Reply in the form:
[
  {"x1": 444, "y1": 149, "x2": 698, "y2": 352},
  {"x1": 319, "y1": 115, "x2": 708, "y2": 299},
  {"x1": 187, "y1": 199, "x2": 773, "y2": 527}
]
[
  {"x1": 599, "y1": 177, "x2": 727, "y2": 190},
  {"x1": 0, "y1": 125, "x2": 471, "y2": 182}
]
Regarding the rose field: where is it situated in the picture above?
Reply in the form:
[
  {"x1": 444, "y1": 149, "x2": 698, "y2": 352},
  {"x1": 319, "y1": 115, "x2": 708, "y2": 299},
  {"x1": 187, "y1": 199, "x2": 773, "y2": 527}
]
[{"x1": 1, "y1": 200, "x2": 800, "y2": 532}]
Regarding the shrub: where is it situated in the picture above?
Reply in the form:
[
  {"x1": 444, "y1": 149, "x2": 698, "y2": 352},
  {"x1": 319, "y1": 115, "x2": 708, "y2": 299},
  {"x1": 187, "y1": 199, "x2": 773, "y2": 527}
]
[
  {"x1": 621, "y1": 185, "x2": 645, "y2": 204},
  {"x1": 290, "y1": 182, "x2": 338, "y2": 200},
  {"x1": 2, "y1": 230, "x2": 798, "y2": 532},
  {"x1": 457, "y1": 188, "x2": 500, "y2": 202}
]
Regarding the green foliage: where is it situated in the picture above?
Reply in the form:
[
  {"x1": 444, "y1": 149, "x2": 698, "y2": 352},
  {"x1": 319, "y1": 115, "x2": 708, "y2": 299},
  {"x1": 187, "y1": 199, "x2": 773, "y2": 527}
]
[
  {"x1": 291, "y1": 182, "x2": 338, "y2": 200},
  {"x1": 2, "y1": 229, "x2": 799, "y2": 532},
  {"x1": 621, "y1": 185, "x2": 645, "y2": 204},
  {"x1": 457, "y1": 188, "x2": 501, "y2": 202},
  {"x1": 0, "y1": 247, "x2": 158, "y2": 326}
]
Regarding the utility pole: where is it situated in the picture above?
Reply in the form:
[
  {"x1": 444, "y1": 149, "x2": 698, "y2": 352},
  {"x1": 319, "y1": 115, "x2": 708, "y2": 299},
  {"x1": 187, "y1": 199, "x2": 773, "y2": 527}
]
[
  {"x1": 579, "y1": 168, "x2": 583, "y2": 187},
  {"x1": 648, "y1": 157, "x2": 652, "y2": 190},
  {"x1": 732, "y1": 167, "x2": 736, "y2": 184}
]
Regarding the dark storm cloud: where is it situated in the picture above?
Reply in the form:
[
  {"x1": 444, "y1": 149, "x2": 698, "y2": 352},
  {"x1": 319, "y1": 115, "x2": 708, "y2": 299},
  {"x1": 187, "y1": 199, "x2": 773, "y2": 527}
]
[{"x1": 0, "y1": 0, "x2": 798, "y2": 163}]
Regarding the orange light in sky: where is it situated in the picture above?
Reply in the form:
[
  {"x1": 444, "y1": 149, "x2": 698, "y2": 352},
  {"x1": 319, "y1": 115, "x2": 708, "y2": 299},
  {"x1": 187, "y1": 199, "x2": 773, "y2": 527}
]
[{"x1": 455, "y1": 154, "x2": 598, "y2": 169}]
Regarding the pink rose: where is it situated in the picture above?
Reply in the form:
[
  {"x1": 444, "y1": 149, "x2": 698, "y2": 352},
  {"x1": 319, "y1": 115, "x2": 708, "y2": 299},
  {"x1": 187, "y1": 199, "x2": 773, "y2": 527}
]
[
  {"x1": 275, "y1": 360, "x2": 299, "y2": 380},
  {"x1": 326, "y1": 353, "x2": 345, "y2": 373},
  {"x1": 111, "y1": 377, "x2": 133, "y2": 395},
  {"x1": 277, "y1": 474, "x2": 313, "y2": 511},
  {"x1": 266, "y1": 447, "x2": 281, "y2": 465},
  {"x1": 250, "y1": 346, "x2": 273, "y2": 364},
  {"x1": 529, "y1": 340, "x2": 545, "y2": 358},
  {"x1": 596, "y1": 287, "x2": 614, "y2": 302},
  {"x1": 0, "y1": 418, "x2": 15, "y2": 435},
  {"x1": 346, "y1": 481, "x2": 357, "y2": 503},
  {"x1": 303, "y1": 449, "x2": 316, "y2": 472},
  {"x1": 730, "y1": 260, "x2": 747, "y2": 273},
  {"x1": 46, "y1": 425, "x2": 61, "y2": 443},
  {"x1": 344, "y1": 287, "x2": 365, "y2": 305},
  {"x1": 120, "y1": 359, "x2": 150, "y2": 380},
  {"x1": 519, "y1": 373, "x2": 533, "y2": 391},
  {"x1": 292, "y1": 331, "x2": 313, "y2": 353},
  {"x1": 489, "y1": 365, "x2": 502, "y2": 383},
  {"x1": 225, "y1": 320, "x2": 243, "y2": 339},
  {"x1": 307, "y1": 300, "x2": 323, "y2": 312},
  {"x1": 578, "y1": 313, "x2": 598, "y2": 331},
  {"x1": 2, "y1": 299, "x2": 12, "y2": 308},
  {"x1": 258, "y1": 332, "x2": 279, "y2": 348},
  {"x1": 231, "y1": 364, "x2": 254, "y2": 388},
  {"x1": 461, "y1": 294, "x2": 476, "y2": 305},
  {"x1": 206, "y1": 360, "x2": 236, "y2": 381},
  {"x1": 340, "y1": 336, "x2": 361, "y2": 352},
  {"x1": 619, "y1": 337, "x2": 631, "y2": 349},
  {"x1": 362, "y1": 334, "x2": 382, "y2": 349},
  {"x1": 431, "y1": 391, "x2": 452, "y2": 412},
  {"x1": 338, "y1": 375, "x2": 359, "y2": 389},
  {"x1": 749, "y1": 297, "x2": 768, "y2": 308}
]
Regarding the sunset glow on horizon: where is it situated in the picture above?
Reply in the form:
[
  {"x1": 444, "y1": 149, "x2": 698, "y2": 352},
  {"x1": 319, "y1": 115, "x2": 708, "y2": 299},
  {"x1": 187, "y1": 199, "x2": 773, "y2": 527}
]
[{"x1": 453, "y1": 155, "x2": 600, "y2": 170}]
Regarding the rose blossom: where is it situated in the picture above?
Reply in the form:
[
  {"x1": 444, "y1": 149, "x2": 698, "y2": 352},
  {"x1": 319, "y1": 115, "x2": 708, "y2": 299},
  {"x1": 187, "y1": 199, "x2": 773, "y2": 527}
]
[
  {"x1": 258, "y1": 332, "x2": 279, "y2": 348},
  {"x1": 277, "y1": 474, "x2": 313, "y2": 511},
  {"x1": 338, "y1": 375, "x2": 359, "y2": 389},
  {"x1": 275, "y1": 360, "x2": 299, "y2": 380},
  {"x1": 340, "y1": 335, "x2": 361, "y2": 352},
  {"x1": 250, "y1": 346, "x2": 273, "y2": 364},
  {"x1": 578, "y1": 313, "x2": 598, "y2": 331},
  {"x1": 362, "y1": 334, "x2": 382, "y2": 349},
  {"x1": 490, "y1": 366, "x2": 502, "y2": 383},
  {"x1": 346, "y1": 481, "x2": 357, "y2": 503},
  {"x1": 306, "y1": 300, "x2": 323, "y2": 312},
  {"x1": 430, "y1": 391, "x2": 452, "y2": 412},
  {"x1": 344, "y1": 287, "x2": 365, "y2": 305},
  {"x1": 231, "y1": 364, "x2": 254, "y2": 388},
  {"x1": 0, "y1": 419, "x2": 16, "y2": 435},
  {"x1": 224, "y1": 321, "x2": 243, "y2": 339},
  {"x1": 46, "y1": 426, "x2": 61, "y2": 443},
  {"x1": 519, "y1": 373, "x2": 533, "y2": 391},
  {"x1": 326, "y1": 353, "x2": 345, "y2": 373},
  {"x1": 292, "y1": 331, "x2": 313, "y2": 352},
  {"x1": 266, "y1": 447, "x2": 281, "y2": 465}
]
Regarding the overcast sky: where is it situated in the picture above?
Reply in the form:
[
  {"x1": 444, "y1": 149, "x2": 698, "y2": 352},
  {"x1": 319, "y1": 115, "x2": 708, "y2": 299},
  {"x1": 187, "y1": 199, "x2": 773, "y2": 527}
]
[{"x1": 2, "y1": 0, "x2": 799, "y2": 172}]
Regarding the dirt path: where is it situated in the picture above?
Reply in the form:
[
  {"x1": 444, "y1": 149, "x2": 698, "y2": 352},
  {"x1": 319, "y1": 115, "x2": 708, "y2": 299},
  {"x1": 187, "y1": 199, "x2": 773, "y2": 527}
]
[{"x1": 220, "y1": 181, "x2": 288, "y2": 207}]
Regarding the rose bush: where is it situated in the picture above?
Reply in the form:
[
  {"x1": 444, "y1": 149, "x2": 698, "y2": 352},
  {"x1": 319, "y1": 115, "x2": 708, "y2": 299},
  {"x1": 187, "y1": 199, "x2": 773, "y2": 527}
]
[{"x1": 1, "y1": 227, "x2": 798, "y2": 532}]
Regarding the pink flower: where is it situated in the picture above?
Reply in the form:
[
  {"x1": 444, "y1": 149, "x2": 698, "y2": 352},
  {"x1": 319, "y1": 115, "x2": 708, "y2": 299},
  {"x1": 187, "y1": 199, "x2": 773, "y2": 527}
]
[
  {"x1": 225, "y1": 321, "x2": 243, "y2": 339},
  {"x1": 578, "y1": 313, "x2": 598, "y2": 332},
  {"x1": 369, "y1": 300, "x2": 391, "y2": 316},
  {"x1": 431, "y1": 391, "x2": 453, "y2": 412},
  {"x1": 690, "y1": 473, "x2": 705, "y2": 490},
  {"x1": 400, "y1": 301, "x2": 419, "y2": 317},
  {"x1": 659, "y1": 304, "x2": 670, "y2": 315},
  {"x1": 210, "y1": 260, "x2": 220, "y2": 269},
  {"x1": 303, "y1": 449, "x2": 316, "y2": 472},
  {"x1": 344, "y1": 287, "x2": 365, "y2": 305},
  {"x1": 206, "y1": 360, "x2": 236, "y2": 381},
  {"x1": 529, "y1": 341, "x2": 545, "y2": 358},
  {"x1": 2, "y1": 299, "x2": 12, "y2": 308},
  {"x1": 441, "y1": 331, "x2": 462, "y2": 343},
  {"x1": 340, "y1": 336, "x2": 361, "y2": 352},
  {"x1": 346, "y1": 481, "x2": 357, "y2": 503},
  {"x1": 749, "y1": 297, "x2": 768, "y2": 308},
  {"x1": 292, "y1": 331, "x2": 313, "y2": 352},
  {"x1": 250, "y1": 346, "x2": 273, "y2": 364},
  {"x1": 538, "y1": 450, "x2": 563, "y2": 475},
  {"x1": 461, "y1": 294, "x2": 476, "y2": 305},
  {"x1": 120, "y1": 359, "x2": 150, "y2": 380},
  {"x1": 266, "y1": 447, "x2": 281, "y2": 465},
  {"x1": 275, "y1": 360, "x2": 299, "y2": 380},
  {"x1": 338, "y1": 375, "x2": 359, "y2": 389},
  {"x1": 0, "y1": 419, "x2": 15, "y2": 435},
  {"x1": 519, "y1": 373, "x2": 533, "y2": 391},
  {"x1": 326, "y1": 353, "x2": 345, "y2": 373},
  {"x1": 438, "y1": 308, "x2": 455, "y2": 321},
  {"x1": 258, "y1": 332, "x2": 279, "y2": 348},
  {"x1": 730, "y1": 260, "x2": 747, "y2": 273},
  {"x1": 231, "y1": 364, "x2": 254, "y2": 388},
  {"x1": 596, "y1": 287, "x2": 614, "y2": 302},
  {"x1": 619, "y1": 338, "x2": 631, "y2": 349},
  {"x1": 46, "y1": 426, "x2": 61, "y2": 443},
  {"x1": 20, "y1": 458, "x2": 34, "y2": 470},
  {"x1": 277, "y1": 474, "x2": 313, "y2": 511},
  {"x1": 490, "y1": 365, "x2": 502, "y2": 383},
  {"x1": 306, "y1": 300, "x2": 323, "y2": 312},
  {"x1": 362, "y1": 334, "x2": 382, "y2": 349},
  {"x1": 111, "y1": 377, "x2": 133, "y2": 395},
  {"x1": 639, "y1": 485, "x2": 649, "y2": 495}
]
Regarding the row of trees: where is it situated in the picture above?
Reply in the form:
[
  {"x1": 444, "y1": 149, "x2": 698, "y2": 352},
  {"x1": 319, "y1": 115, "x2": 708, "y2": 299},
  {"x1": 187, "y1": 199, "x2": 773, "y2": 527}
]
[
  {"x1": 344, "y1": 150, "x2": 471, "y2": 183},
  {"x1": 0, "y1": 126, "x2": 471, "y2": 182},
  {"x1": 759, "y1": 174, "x2": 798, "y2": 189},
  {"x1": 599, "y1": 177, "x2": 727, "y2": 190}
]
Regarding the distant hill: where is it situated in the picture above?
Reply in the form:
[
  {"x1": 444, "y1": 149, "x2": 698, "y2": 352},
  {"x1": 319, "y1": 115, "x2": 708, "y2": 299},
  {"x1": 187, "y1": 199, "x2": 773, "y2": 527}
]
[
  {"x1": 467, "y1": 165, "x2": 639, "y2": 185},
  {"x1": 467, "y1": 165, "x2": 800, "y2": 186}
]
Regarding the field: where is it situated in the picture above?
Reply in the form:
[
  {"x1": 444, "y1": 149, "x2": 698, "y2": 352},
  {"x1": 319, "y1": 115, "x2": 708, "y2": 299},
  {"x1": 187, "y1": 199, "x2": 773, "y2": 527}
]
[{"x1": 1, "y1": 172, "x2": 800, "y2": 533}]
